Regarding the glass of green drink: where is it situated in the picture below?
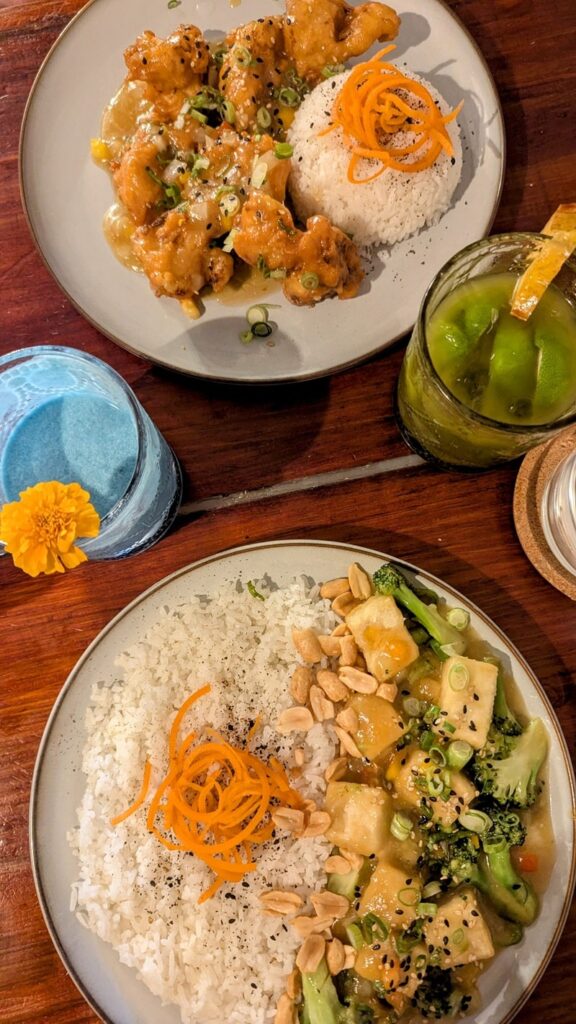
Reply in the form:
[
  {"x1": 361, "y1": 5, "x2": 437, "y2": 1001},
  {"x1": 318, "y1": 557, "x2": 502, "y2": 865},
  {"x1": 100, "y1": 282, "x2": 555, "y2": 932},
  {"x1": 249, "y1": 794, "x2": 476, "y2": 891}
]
[{"x1": 395, "y1": 234, "x2": 576, "y2": 470}]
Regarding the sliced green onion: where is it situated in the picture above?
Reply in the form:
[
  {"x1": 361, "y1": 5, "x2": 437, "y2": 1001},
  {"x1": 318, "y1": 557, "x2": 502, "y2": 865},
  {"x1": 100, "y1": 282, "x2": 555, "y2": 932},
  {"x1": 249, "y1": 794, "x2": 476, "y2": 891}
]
[
  {"x1": 397, "y1": 886, "x2": 420, "y2": 908},
  {"x1": 321, "y1": 63, "x2": 346, "y2": 78},
  {"x1": 414, "y1": 952, "x2": 428, "y2": 972},
  {"x1": 448, "y1": 662, "x2": 469, "y2": 692},
  {"x1": 429, "y1": 745, "x2": 447, "y2": 766},
  {"x1": 212, "y1": 46, "x2": 227, "y2": 66},
  {"x1": 190, "y1": 155, "x2": 210, "y2": 178},
  {"x1": 404, "y1": 697, "x2": 424, "y2": 718},
  {"x1": 362, "y1": 913, "x2": 389, "y2": 942},
  {"x1": 277, "y1": 86, "x2": 300, "y2": 107},
  {"x1": 424, "y1": 703, "x2": 441, "y2": 723},
  {"x1": 300, "y1": 271, "x2": 320, "y2": 291},
  {"x1": 422, "y1": 881, "x2": 442, "y2": 899},
  {"x1": 274, "y1": 142, "x2": 294, "y2": 159},
  {"x1": 233, "y1": 45, "x2": 253, "y2": 67},
  {"x1": 240, "y1": 329, "x2": 253, "y2": 344},
  {"x1": 459, "y1": 809, "x2": 492, "y2": 834},
  {"x1": 345, "y1": 922, "x2": 365, "y2": 950},
  {"x1": 442, "y1": 721, "x2": 456, "y2": 734},
  {"x1": 419, "y1": 730, "x2": 435, "y2": 752},
  {"x1": 451, "y1": 928, "x2": 467, "y2": 949},
  {"x1": 189, "y1": 109, "x2": 208, "y2": 124},
  {"x1": 247, "y1": 580, "x2": 265, "y2": 600},
  {"x1": 256, "y1": 106, "x2": 272, "y2": 128},
  {"x1": 446, "y1": 607, "x2": 470, "y2": 630},
  {"x1": 222, "y1": 228, "x2": 237, "y2": 253},
  {"x1": 219, "y1": 192, "x2": 240, "y2": 218},
  {"x1": 223, "y1": 99, "x2": 236, "y2": 124},
  {"x1": 269, "y1": 268, "x2": 287, "y2": 279},
  {"x1": 390, "y1": 812, "x2": 412, "y2": 842},
  {"x1": 426, "y1": 775, "x2": 445, "y2": 797},
  {"x1": 252, "y1": 322, "x2": 273, "y2": 337},
  {"x1": 417, "y1": 902, "x2": 438, "y2": 919},
  {"x1": 251, "y1": 160, "x2": 268, "y2": 188},
  {"x1": 167, "y1": 0, "x2": 181, "y2": 8},
  {"x1": 447, "y1": 740, "x2": 473, "y2": 770},
  {"x1": 246, "y1": 304, "x2": 270, "y2": 326}
]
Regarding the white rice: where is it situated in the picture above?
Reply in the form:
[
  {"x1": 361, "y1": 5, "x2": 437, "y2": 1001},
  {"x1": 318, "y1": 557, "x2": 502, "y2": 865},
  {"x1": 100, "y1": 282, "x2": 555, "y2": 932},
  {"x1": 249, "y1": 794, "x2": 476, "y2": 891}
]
[
  {"x1": 68, "y1": 577, "x2": 339, "y2": 1023},
  {"x1": 288, "y1": 69, "x2": 462, "y2": 250}
]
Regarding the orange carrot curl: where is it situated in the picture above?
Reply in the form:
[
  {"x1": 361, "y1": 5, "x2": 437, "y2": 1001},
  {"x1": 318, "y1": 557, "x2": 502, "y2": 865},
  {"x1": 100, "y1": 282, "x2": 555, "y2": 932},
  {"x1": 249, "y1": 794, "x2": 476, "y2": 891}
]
[
  {"x1": 110, "y1": 686, "x2": 303, "y2": 903},
  {"x1": 320, "y1": 45, "x2": 463, "y2": 183}
]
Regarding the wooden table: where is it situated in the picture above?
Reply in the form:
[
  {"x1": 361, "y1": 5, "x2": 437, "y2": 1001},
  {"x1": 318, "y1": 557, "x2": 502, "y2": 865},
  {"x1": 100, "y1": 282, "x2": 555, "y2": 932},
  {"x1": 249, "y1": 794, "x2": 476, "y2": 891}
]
[{"x1": 1, "y1": 1, "x2": 575, "y2": 1021}]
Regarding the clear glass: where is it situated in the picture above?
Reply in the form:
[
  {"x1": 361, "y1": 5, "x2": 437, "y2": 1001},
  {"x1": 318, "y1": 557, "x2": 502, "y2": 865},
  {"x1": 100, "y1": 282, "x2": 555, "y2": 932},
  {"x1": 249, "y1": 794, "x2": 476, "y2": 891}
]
[
  {"x1": 541, "y1": 450, "x2": 576, "y2": 576},
  {"x1": 0, "y1": 346, "x2": 182, "y2": 559},
  {"x1": 395, "y1": 234, "x2": 576, "y2": 470}
]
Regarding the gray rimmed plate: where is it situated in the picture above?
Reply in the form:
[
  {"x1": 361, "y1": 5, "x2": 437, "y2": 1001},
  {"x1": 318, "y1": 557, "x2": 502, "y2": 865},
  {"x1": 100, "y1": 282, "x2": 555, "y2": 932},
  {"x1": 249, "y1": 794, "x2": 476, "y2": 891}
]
[
  {"x1": 20, "y1": 0, "x2": 504, "y2": 384},
  {"x1": 30, "y1": 539, "x2": 575, "y2": 1024}
]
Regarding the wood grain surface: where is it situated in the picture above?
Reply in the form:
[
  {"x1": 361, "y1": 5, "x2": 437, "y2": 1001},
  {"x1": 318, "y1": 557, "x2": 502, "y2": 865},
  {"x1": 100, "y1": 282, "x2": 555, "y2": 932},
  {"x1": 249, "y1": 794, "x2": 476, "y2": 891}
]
[{"x1": 1, "y1": 1, "x2": 575, "y2": 1022}]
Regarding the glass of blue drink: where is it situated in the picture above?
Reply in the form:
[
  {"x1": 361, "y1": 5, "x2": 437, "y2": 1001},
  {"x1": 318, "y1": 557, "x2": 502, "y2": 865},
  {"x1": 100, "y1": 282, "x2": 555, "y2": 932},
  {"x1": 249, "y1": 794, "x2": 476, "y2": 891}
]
[
  {"x1": 395, "y1": 235, "x2": 576, "y2": 470},
  {"x1": 0, "y1": 346, "x2": 182, "y2": 559}
]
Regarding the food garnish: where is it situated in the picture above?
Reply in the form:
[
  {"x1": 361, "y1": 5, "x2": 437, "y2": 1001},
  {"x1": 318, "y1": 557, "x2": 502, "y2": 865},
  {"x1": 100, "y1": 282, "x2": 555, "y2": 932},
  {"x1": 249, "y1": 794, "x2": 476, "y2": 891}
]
[
  {"x1": 110, "y1": 684, "x2": 304, "y2": 903},
  {"x1": 510, "y1": 203, "x2": 576, "y2": 320},
  {"x1": 0, "y1": 480, "x2": 100, "y2": 577},
  {"x1": 320, "y1": 45, "x2": 462, "y2": 182}
]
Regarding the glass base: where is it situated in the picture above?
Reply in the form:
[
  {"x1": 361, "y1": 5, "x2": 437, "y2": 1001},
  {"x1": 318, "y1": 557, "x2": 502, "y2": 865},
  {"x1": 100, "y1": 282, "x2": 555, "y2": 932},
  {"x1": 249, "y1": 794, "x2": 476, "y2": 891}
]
[
  {"x1": 393, "y1": 390, "x2": 494, "y2": 473},
  {"x1": 113, "y1": 447, "x2": 184, "y2": 560}
]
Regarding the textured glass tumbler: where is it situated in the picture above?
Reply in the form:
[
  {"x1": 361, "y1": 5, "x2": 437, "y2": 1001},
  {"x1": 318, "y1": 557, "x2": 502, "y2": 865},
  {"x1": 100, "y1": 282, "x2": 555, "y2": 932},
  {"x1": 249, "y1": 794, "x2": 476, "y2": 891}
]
[
  {"x1": 541, "y1": 450, "x2": 576, "y2": 577},
  {"x1": 395, "y1": 235, "x2": 576, "y2": 471},
  {"x1": 0, "y1": 346, "x2": 182, "y2": 559}
]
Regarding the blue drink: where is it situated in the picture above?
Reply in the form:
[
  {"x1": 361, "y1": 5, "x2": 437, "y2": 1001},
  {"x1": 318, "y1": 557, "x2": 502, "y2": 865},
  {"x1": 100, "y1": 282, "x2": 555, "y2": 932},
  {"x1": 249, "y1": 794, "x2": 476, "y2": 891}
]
[{"x1": 0, "y1": 347, "x2": 182, "y2": 559}]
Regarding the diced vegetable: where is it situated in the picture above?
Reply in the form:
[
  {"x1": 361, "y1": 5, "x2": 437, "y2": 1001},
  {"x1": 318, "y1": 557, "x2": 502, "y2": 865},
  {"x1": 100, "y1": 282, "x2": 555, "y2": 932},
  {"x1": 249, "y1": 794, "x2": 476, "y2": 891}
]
[
  {"x1": 423, "y1": 890, "x2": 494, "y2": 968},
  {"x1": 359, "y1": 860, "x2": 422, "y2": 927},
  {"x1": 325, "y1": 782, "x2": 393, "y2": 857},
  {"x1": 392, "y1": 747, "x2": 477, "y2": 827},
  {"x1": 349, "y1": 693, "x2": 406, "y2": 760},
  {"x1": 437, "y1": 655, "x2": 498, "y2": 749},
  {"x1": 346, "y1": 595, "x2": 420, "y2": 681}
]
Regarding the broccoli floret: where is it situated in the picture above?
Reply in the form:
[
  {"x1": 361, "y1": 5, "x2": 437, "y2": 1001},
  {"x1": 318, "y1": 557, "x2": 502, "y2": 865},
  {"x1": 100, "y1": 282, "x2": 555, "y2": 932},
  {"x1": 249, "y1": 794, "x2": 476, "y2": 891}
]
[
  {"x1": 471, "y1": 719, "x2": 548, "y2": 807},
  {"x1": 373, "y1": 564, "x2": 465, "y2": 655},
  {"x1": 486, "y1": 804, "x2": 527, "y2": 848},
  {"x1": 493, "y1": 671, "x2": 522, "y2": 736},
  {"x1": 456, "y1": 852, "x2": 538, "y2": 926},
  {"x1": 451, "y1": 808, "x2": 537, "y2": 925},
  {"x1": 411, "y1": 967, "x2": 469, "y2": 1019},
  {"x1": 301, "y1": 959, "x2": 346, "y2": 1024},
  {"x1": 424, "y1": 827, "x2": 479, "y2": 883},
  {"x1": 423, "y1": 804, "x2": 536, "y2": 925}
]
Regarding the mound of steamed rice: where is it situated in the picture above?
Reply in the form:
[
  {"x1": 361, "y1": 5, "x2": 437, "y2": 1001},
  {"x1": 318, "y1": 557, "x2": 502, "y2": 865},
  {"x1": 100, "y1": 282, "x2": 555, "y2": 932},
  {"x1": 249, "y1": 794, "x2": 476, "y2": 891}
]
[
  {"x1": 68, "y1": 577, "x2": 338, "y2": 1024},
  {"x1": 288, "y1": 69, "x2": 462, "y2": 250}
]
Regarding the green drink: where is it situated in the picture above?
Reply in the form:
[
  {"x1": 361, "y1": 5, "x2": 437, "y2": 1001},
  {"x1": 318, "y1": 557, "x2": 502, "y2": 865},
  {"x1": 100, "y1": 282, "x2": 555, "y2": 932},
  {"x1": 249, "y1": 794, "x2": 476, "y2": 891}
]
[{"x1": 396, "y1": 235, "x2": 576, "y2": 470}]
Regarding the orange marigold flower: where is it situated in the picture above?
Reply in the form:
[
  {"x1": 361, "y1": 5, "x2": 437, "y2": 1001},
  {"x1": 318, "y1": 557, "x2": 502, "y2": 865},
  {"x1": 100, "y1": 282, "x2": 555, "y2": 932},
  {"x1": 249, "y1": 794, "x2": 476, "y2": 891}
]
[{"x1": 0, "y1": 481, "x2": 100, "y2": 577}]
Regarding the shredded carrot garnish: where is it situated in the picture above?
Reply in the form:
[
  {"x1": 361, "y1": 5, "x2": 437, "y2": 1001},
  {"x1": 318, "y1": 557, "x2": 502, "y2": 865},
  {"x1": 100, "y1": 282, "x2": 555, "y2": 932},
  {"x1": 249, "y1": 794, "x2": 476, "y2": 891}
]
[
  {"x1": 110, "y1": 760, "x2": 152, "y2": 826},
  {"x1": 111, "y1": 686, "x2": 303, "y2": 903},
  {"x1": 320, "y1": 45, "x2": 463, "y2": 183}
]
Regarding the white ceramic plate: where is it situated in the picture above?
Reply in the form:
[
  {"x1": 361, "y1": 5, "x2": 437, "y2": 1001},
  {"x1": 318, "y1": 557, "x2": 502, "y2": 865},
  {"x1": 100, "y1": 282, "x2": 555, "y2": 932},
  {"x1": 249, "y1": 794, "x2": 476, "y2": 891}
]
[
  {"x1": 20, "y1": 0, "x2": 504, "y2": 384},
  {"x1": 31, "y1": 540, "x2": 575, "y2": 1024}
]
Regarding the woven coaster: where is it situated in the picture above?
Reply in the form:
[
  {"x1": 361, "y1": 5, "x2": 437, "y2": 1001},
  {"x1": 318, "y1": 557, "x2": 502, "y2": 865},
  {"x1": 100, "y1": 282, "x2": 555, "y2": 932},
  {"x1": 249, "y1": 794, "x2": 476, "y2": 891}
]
[{"x1": 513, "y1": 425, "x2": 576, "y2": 601}]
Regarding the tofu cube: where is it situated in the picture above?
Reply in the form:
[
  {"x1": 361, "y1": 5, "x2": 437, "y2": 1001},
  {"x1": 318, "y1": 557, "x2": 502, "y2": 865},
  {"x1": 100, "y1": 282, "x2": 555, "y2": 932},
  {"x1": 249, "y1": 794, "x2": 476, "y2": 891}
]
[
  {"x1": 349, "y1": 693, "x2": 406, "y2": 761},
  {"x1": 392, "y1": 748, "x2": 477, "y2": 827},
  {"x1": 359, "y1": 861, "x2": 422, "y2": 927},
  {"x1": 325, "y1": 782, "x2": 393, "y2": 857},
  {"x1": 423, "y1": 889, "x2": 495, "y2": 968},
  {"x1": 346, "y1": 595, "x2": 419, "y2": 681},
  {"x1": 437, "y1": 655, "x2": 498, "y2": 749}
]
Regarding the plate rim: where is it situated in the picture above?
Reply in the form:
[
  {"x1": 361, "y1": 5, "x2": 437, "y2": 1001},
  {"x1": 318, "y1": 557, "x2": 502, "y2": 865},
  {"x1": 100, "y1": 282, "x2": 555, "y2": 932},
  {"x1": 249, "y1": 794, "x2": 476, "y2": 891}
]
[
  {"x1": 18, "y1": 0, "x2": 506, "y2": 385},
  {"x1": 30, "y1": 537, "x2": 576, "y2": 1024}
]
